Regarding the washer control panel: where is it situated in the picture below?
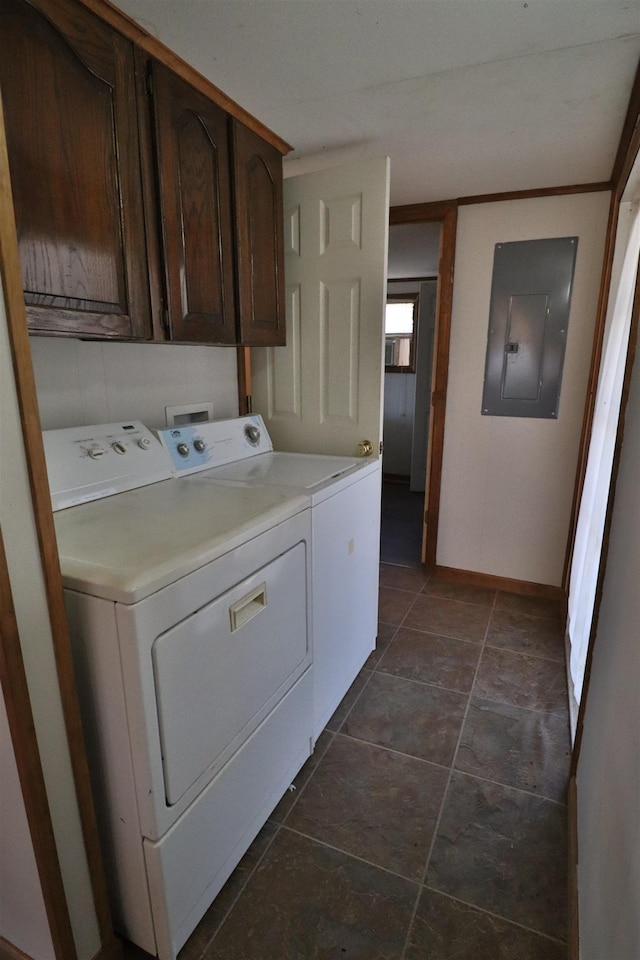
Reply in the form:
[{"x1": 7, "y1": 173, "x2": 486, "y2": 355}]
[
  {"x1": 43, "y1": 422, "x2": 173, "y2": 510},
  {"x1": 155, "y1": 415, "x2": 273, "y2": 476}
]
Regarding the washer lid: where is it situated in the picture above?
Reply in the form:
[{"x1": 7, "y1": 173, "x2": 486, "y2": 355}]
[
  {"x1": 198, "y1": 451, "x2": 360, "y2": 489},
  {"x1": 54, "y1": 478, "x2": 308, "y2": 604}
]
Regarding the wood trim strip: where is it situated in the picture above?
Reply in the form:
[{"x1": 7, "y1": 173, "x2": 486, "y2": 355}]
[
  {"x1": 456, "y1": 180, "x2": 611, "y2": 207},
  {"x1": 433, "y1": 564, "x2": 564, "y2": 600},
  {"x1": 565, "y1": 59, "x2": 640, "y2": 587},
  {"x1": 237, "y1": 346, "x2": 251, "y2": 416},
  {"x1": 0, "y1": 529, "x2": 76, "y2": 960},
  {"x1": 424, "y1": 204, "x2": 457, "y2": 568},
  {"x1": 0, "y1": 936, "x2": 122, "y2": 960},
  {"x1": 0, "y1": 95, "x2": 117, "y2": 952},
  {"x1": 562, "y1": 190, "x2": 620, "y2": 588},
  {"x1": 93, "y1": 942, "x2": 126, "y2": 960},
  {"x1": 74, "y1": 0, "x2": 292, "y2": 155},
  {"x1": 391, "y1": 185, "x2": 610, "y2": 220},
  {"x1": 564, "y1": 60, "x2": 640, "y2": 595},
  {"x1": 611, "y1": 58, "x2": 640, "y2": 197},
  {"x1": 0, "y1": 936, "x2": 36, "y2": 960},
  {"x1": 567, "y1": 775, "x2": 580, "y2": 960},
  {"x1": 387, "y1": 275, "x2": 438, "y2": 284},
  {"x1": 390, "y1": 200, "x2": 455, "y2": 224}
]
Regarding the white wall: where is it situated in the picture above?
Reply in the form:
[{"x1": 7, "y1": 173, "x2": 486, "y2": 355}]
[
  {"x1": 575, "y1": 330, "x2": 640, "y2": 960},
  {"x1": 0, "y1": 284, "x2": 99, "y2": 958},
  {"x1": 30, "y1": 337, "x2": 239, "y2": 430},
  {"x1": 0, "y1": 686, "x2": 54, "y2": 959},
  {"x1": 437, "y1": 192, "x2": 610, "y2": 585}
]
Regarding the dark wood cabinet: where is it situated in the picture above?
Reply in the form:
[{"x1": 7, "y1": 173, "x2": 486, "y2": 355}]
[
  {"x1": 232, "y1": 121, "x2": 286, "y2": 346},
  {"x1": 1, "y1": 0, "x2": 287, "y2": 346},
  {"x1": 0, "y1": 0, "x2": 152, "y2": 338},
  {"x1": 150, "y1": 62, "x2": 237, "y2": 344}
]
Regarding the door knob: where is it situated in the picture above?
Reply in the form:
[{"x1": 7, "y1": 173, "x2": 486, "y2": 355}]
[{"x1": 356, "y1": 440, "x2": 374, "y2": 457}]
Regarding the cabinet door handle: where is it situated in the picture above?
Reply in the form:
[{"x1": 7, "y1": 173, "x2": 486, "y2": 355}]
[{"x1": 229, "y1": 583, "x2": 267, "y2": 632}]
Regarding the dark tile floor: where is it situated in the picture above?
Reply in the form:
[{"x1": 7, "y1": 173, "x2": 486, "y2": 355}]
[
  {"x1": 380, "y1": 480, "x2": 424, "y2": 566},
  {"x1": 123, "y1": 564, "x2": 571, "y2": 960}
]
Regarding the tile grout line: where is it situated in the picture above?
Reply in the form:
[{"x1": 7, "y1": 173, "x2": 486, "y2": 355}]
[
  {"x1": 399, "y1": 589, "x2": 498, "y2": 960},
  {"x1": 201, "y1": 591, "x2": 427, "y2": 954},
  {"x1": 272, "y1": 729, "x2": 337, "y2": 825},
  {"x1": 196, "y1": 822, "x2": 282, "y2": 959},
  {"x1": 199, "y1": 729, "x2": 339, "y2": 955},
  {"x1": 420, "y1": 884, "x2": 569, "y2": 946},
  {"x1": 444, "y1": 766, "x2": 570, "y2": 808},
  {"x1": 329, "y1": 728, "x2": 455, "y2": 774},
  {"x1": 483, "y1": 640, "x2": 566, "y2": 664},
  {"x1": 192, "y1": 580, "x2": 566, "y2": 958},
  {"x1": 279, "y1": 822, "x2": 424, "y2": 888}
]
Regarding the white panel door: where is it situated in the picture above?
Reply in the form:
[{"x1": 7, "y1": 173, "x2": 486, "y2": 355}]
[{"x1": 251, "y1": 157, "x2": 390, "y2": 456}]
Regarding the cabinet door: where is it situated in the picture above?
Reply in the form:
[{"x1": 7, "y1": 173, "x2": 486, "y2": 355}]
[
  {"x1": 151, "y1": 61, "x2": 236, "y2": 344},
  {"x1": 0, "y1": 0, "x2": 151, "y2": 339},
  {"x1": 232, "y1": 121, "x2": 285, "y2": 346}
]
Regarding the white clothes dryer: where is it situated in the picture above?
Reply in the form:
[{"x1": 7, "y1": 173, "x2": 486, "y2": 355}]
[{"x1": 44, "y1": 421, "x2": 313, "y2": 960}]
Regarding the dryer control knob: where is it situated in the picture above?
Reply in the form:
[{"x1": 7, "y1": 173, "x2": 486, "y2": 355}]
[
  {"x1": 176, "y1": 442, "x2": 190, "y2": 457},
  {"x1": 88, "y1": 445, "x2": 105, "y2": 459},
  {"x1": 137, "y1": 437, "x2": 152, "y2": 450},
  {"x1": 112, "y1": 441, "x2": 127, "y2": 455},
  {"x1": 193, "y1": 439, "x2": 206, "y2": 453}
]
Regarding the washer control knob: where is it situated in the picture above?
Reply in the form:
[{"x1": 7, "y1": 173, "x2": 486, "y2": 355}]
[
  {"x1": 112, "y1": 441, "x2": 127, "y2": 455},
  {"x1": 88, "y1": 445, "x2": 105, "y2": 459},
  {"x1": 193, "y1": 439, "x2": 206, "y2": 453},
  {"x1": 176, "y1": 442, "x2": 190, "y2": 457},
  {"x1": 245, "y1": 424, "x2": 261, "y2": 446},
  {"x1": 137, "y1": 437, "x2": 152, "y2": 450}
]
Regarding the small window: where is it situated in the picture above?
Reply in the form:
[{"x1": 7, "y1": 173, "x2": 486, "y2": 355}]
[{"x1": 385, "y1": 295, "x2": 417, "y2": 372}]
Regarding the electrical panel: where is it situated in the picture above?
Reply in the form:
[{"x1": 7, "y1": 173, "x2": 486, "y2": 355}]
[{"x1": 481, "y1": 237, "x2": 578, "y2": 418}]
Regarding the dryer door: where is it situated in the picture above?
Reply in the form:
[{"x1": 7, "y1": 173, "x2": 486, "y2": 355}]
[{"x1": 152, "y1": 541, "x2": 308, "y2": 805}]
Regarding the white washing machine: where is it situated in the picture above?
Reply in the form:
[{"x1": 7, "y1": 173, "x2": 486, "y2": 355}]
[
  {"x1": 156, "y1": 415, "x2": 382, "y2": 740},
  {"x1": 43, "y1": 421, "x2": 314, "y2": 960}
]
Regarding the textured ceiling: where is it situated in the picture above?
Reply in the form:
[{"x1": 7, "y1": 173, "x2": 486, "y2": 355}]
[{"x1": 115, "y1": 0, "x2": 640, "y2": 205}]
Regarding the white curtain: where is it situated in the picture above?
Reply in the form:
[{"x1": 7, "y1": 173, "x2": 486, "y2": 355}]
[{"x1": 568, "y1": 202, "x2": 640, "y2": 705}]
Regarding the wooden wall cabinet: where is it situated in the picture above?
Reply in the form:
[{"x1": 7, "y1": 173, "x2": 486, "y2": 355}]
[
  {"x1": 0, "y1": 0, "x2": 287, "y2": 346},
  {"x1": 232, "y1": 121, "x2": 286, "y2": 346},
  {"x1": 148, "y1": 62, "x2": 285, "y2": 346},
  {"x1": 0, "y1": 0, "x2": 152, "y2": 339},
  {"x1": 150, "y1": 61, "x2": 238, "y2": 345}
]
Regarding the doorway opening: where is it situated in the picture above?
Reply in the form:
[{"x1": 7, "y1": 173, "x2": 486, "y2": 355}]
[{"x1": 381, "y1": 202, "x2": 457, "y2": 569}]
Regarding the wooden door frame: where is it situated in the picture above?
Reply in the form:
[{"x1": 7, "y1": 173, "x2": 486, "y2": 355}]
[
  {"x1": 563, "y1": 57, "x2": 640, "y2": 590},
  {"x1": 388, "y1": 201, "x2": 458, "y2": 570},
  {"x1": 0, "y1": 526, "x2": 77, "y2": 960},
  {"x1": 564, "y1": 58, "x2": 640, "y2": 960},
  {"x1": 0, "y1": 93, "x2": 119, "y2": 960}
]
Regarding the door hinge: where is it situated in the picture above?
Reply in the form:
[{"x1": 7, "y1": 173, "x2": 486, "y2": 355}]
[
  {"x1": 379, "y1": 440, "x2": 384, "y2": 456},
  {"x1": 161, "y1": 305, "x2": 170, "y2": 335},
  {"x1": 245, "y1": 395, "x2": 253, "y2": 414},
  {"x1": 145, "y1": 68, "x2": 153, "y2": 99}
]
